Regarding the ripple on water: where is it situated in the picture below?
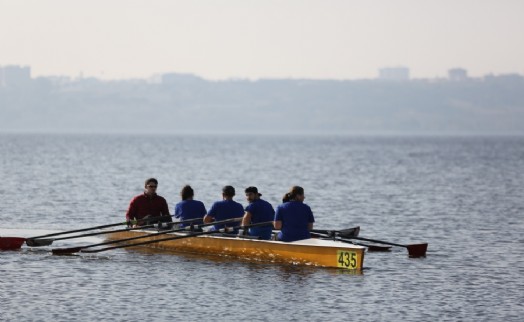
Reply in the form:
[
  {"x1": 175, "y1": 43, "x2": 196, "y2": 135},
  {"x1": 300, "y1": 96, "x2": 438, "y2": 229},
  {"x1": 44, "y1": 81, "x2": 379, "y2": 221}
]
[{"x1": 1, "y1": 134, "x2": 523, "y2": 321}]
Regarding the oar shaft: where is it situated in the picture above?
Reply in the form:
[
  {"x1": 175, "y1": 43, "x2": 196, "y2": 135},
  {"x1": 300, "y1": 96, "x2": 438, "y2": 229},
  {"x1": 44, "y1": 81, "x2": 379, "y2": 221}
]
[
  {"x1": 51, "y1": 217, "x2": 203, "y2": 241},
  {"x1": 52, "y1": 217, "x2": 243, "y2": 254},
  {"x1": 51, "y1": 225, "x2": 154, "y2": 241},
  {"x1": 78, "y1": 226, "x2": 192, "y2": 250},
  {"x1": 350, "y1": 236, "x2": 407, "y2": 248},
  {"x1": 349, "y1": 236, "x2": 428, "y2": 257},
  {"x1": 81, "y1": 229, "x2": 229, "y2": 253},
  {"x1": 30, "y1": 214, "x2": 174, "y2": 239},
  {"x1": 240, "y1": 221, "x2": 273, "y2": 229},
  {"x1": 29, "y1": 222, "x2": 129, "y2": 239},
  {"x1": 86, "y1": 221, "x2": 272, "y2": 253},
  {"x1": 87, "y1": 217, "x2": 242, "y2": 248},
  {"x1": 310, "y1": 232, "x2": 391, "y2": 251}
]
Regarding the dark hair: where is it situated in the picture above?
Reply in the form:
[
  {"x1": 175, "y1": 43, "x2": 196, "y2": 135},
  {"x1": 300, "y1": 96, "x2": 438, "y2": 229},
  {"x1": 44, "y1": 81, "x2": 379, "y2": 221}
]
[
  {"x1": 245, "y1": 186, "x2": 262, "y2": 196},
  {"x1": 180, "y1": 185, "x2": 194, "y2": 200},
  {"x1": 222, "y1": 185, "x2": 235, "y2": 197},
  {"x1": 145, "y1": 178, "x2": 158, "y2": 187},
  {"x1": 282, "y1": 186, "x2": 304, "y2": 203}
]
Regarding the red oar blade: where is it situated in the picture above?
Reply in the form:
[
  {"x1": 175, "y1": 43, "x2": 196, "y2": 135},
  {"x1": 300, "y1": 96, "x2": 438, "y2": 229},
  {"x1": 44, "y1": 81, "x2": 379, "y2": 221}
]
[
  {"x1": 0, "y1": 237, "x2": 26, "y2": 250},
  {"x1": 407, "y1": 243, "x2": 428, "y2": 258}
]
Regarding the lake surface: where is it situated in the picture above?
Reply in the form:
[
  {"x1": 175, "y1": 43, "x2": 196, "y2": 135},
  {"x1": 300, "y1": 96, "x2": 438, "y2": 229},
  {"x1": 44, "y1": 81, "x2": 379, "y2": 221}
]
[{"x1": 1, "y1": 134, "x2": 523, "y2": 321}]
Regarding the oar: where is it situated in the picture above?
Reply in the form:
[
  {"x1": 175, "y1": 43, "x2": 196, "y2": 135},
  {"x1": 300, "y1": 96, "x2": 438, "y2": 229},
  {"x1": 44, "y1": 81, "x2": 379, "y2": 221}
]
[
  {"x1": 52, "y1": 217, "x2": 242, "y2": 255},
  {"x1": 310, "y1": 232, "x2": 391, "y2": 252},
  {"x1": 346, "y1": 236, "x2": 428, "y2": 257},
  {"x1": 26, "y1": 217, "x2": 203, "y2": 247},
  {"x1": 86, "y1": 220, "x2": 270, "y2": 252},
  {"x1": 24, "y1": 213, "x2": 175, "y2": 245},
  {"x1": 26, "y1": 225, "x2": 152, "y2": 247},
  {"x1": 81, "y1": 228, "x2": 233, "y2": 253}
]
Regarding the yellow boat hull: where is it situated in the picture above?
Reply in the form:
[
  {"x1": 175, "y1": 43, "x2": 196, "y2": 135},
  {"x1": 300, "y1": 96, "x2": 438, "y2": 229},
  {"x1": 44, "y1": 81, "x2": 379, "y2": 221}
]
[{"x1": 108, "y1": 230, "x2": 365, "y2": 270}]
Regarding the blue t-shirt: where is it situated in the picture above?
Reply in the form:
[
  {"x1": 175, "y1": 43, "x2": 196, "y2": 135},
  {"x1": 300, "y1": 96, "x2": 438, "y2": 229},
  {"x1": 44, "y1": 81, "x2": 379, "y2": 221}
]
[
  {"x1": 174, "y1": 200, "x2": 207, "y2": 227},
  {"x1": 245, "y1": 199, "x2": 275, "y2": 240},
  {"x1": 207, "y1": 199, "x2": 244, "y2": 231},
  {"x1": 275, "y1": 201, "x2": 315, "y2": 242}
]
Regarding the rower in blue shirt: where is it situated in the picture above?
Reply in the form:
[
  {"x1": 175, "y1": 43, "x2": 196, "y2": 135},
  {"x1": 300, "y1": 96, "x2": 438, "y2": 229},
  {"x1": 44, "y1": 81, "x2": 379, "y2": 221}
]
[
  {"x1": 241, "y1": 186, "x2": 275, "y2": 240},
  {"x1": 274, "y1": 186, "x2": 315, "y2": 242},
  {"x1": 203, "y1": 185, "x2": 244, "y2": 232},
  {"x1": 174, "y1": 185, "x2": 206, "y2": 227}
]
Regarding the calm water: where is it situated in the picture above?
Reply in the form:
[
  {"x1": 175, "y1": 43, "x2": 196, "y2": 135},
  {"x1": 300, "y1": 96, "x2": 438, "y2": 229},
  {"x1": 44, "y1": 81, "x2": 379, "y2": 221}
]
[{"x1": 1, "y1": 134, "x2": 523, "y2": 321}]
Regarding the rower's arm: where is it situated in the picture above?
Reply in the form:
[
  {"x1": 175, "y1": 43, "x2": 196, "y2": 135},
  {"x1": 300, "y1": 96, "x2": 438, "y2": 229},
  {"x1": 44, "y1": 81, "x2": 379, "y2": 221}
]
[
  {"x1": 241, "y1": 212, "x2": 252, "y2": 226},
  {"x1": 274, "y1": 220, "x2": 282, "y2": 230},
  {"x1": 203, "y1": 214, "x2": 214, "y2": 224},
  {"x1": 308, "y1": 222, "x2": 313, "y2": 231}
]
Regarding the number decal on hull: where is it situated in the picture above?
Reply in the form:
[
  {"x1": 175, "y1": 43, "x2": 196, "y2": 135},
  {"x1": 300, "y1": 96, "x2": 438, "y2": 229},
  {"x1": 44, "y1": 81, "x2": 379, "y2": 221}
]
[{"x1": 337, "y1": 250, "x2": 357, "y2": 269}]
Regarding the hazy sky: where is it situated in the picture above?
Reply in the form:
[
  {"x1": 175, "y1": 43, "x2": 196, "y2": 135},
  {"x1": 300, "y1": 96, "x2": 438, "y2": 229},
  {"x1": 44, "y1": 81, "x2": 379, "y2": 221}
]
[{"x1": 1, "y1": 0, "x2": 523, "y2": 80}]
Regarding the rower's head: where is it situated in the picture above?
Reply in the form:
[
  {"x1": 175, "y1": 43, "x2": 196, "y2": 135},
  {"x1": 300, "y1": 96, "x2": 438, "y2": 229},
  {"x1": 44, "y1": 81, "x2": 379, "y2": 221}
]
[
  {"x1": 144, "y1": 178, "x2": 158, "y2": 195},
  {"x1": 282, "y1": 186, "x2": 305, "y2": 203},
  {"x1": 245, "y1": 186, "x2": 262, "y2": 203},
  {"x1": 222, "y1": 185, "x2": 235, "y2": 200},
  {"x1": 180, "y1": 185, "x2": 194, "y2": 200}
]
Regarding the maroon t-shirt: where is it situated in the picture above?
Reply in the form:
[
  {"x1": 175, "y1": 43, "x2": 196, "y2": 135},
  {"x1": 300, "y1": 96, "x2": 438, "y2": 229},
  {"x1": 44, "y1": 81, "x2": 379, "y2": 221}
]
[{"x1": 125, "y1": 193, "x2": 171, "y2": 223}]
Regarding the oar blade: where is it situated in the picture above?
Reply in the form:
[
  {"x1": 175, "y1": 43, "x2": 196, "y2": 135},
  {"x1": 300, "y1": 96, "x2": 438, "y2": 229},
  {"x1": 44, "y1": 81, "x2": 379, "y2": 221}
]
[
  {"x1": 0, "y1": 237, "x2": 26, "y2": 250},
  {"x1": 407, "y1": 243, "x2": 428, "y2": 258},
  {"x1": 25, "y1": 238, "x2": 54, "y2": 247},
  {"x1": 52, "y1": 247, "x2": 83, "y2": 255}
]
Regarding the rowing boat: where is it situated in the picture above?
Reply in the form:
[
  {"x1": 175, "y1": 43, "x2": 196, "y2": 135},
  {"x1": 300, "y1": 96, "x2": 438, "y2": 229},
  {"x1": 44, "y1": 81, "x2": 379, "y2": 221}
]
[{"x1": 106, "y1": 229, "x2": 366, "y2": 270}]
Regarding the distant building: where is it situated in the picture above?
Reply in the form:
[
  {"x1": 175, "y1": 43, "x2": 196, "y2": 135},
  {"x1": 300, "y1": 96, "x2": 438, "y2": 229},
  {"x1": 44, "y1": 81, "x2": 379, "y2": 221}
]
[
  {"x1": 0, "y1": 65, "x2": 31, "y2": 87},
  {"x1": 161, "y1": 73, "x2": 204, "y2": 85},
  {"x1": 448, "y1": 68, "x2": 468, "y2": 81},
  {"x1": 378, "y1": 67, "x2": 410, "y2": 81}
]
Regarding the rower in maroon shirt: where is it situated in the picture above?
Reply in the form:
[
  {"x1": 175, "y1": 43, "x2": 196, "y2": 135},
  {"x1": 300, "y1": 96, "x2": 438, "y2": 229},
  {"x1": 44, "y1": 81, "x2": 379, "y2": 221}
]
[{"x1": 125, "y1": 178, "x2": 172, "y2": 227}]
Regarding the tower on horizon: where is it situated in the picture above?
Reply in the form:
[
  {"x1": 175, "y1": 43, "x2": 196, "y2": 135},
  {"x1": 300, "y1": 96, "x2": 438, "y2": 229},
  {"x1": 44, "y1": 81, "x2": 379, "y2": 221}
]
[{"x1": 0, "y1": 65, "x2": 31, "y2": 87}]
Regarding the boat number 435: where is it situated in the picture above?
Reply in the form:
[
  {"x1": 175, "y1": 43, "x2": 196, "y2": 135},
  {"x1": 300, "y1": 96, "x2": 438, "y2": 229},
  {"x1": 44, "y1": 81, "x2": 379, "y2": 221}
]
[{"x1": 336, "y1": 250, "x2": 357, "y2": 269}]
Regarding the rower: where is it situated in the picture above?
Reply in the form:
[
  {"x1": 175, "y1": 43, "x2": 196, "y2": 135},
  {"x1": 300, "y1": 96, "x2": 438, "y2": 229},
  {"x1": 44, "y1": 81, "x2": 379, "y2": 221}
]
[
  {"x1": 203, "y1": 186, "x2": 244, "y2": 232},
  {"x1": 274, "y1": 186, "x2": 315, "y2": 242},
  {"x1": 241, "y1": 186, "x2": 274, "y2": 240},
  {"x1": 125, "y1": 178, "x2": 172, "y2": 228},
  {"x1": 173, "y1": 185, "x2": 206, "y2": 228}
]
